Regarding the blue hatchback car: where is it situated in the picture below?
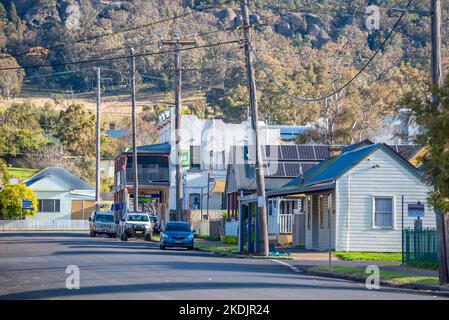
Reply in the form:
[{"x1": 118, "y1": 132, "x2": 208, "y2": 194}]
[{"x1": 160, "y1": 221, "x2": 194, "y2": 250}]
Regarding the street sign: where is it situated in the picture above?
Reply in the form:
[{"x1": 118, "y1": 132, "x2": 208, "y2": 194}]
[
  {"x1": 21, "y1": 200, "x2": 34, "y2": 210},
  {"x1": 408, "y1": 202, "x2": 425, "y2": 218}
]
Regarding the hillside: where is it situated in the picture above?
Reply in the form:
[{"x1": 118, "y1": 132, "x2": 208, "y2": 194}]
[{"x1": 0, "y1": 0, "x2": 448, "y2": 144}]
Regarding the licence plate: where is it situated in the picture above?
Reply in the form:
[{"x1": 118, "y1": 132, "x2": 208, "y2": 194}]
[{"x1": 135, "y1": 231, "x2": 143, "y2": 234}]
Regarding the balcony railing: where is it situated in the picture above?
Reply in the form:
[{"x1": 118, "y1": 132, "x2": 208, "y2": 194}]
[{"x1": 125, "y1": 167, "x2": 169, "y2": 183}]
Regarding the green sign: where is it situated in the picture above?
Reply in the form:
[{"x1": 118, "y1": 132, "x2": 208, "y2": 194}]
[
  {"x1": 171, "y1": 149, "x2": 190, "y2": 167},
  {"x1": 138, "y1": 197, "x2": 154, "y2": 203}
]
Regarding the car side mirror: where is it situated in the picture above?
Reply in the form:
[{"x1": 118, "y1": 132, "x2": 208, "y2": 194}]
[
  {"x1": 192, "y1": 229, "x2": 197, "y2": 234},
  {"x1": 121, "y1": 218, "x2": 125, "y2": 222},
  {"x1": 88, "y1": 217, "x2": 92, "y2": 222}
]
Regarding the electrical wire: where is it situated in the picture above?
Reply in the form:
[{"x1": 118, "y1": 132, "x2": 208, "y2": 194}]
[
  {"x1": 0, "y1": 39, "x2": 243, "y2": 71},
  {"x1": 0, "y1": 0, "x2": 235, "y2": 61},
  {"x1": 249, "y1": 0, "x2": 414, "y2": 102}
]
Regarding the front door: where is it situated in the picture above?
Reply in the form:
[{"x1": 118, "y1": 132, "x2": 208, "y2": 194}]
[{"x1": 312, "y1": 195, "x2": 319, "y2": 249}]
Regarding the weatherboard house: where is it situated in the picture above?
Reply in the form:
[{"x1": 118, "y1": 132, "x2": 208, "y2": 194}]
[
  {"x1": 267, "y1": 143, "x2": 436, "y2": 252},
  {"x1": 24, "y1": 167, "x2": 95, "y2": 220}
]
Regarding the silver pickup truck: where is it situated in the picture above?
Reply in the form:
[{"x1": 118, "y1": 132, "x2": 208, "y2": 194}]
[{"x1": 89, "y1": 211, "x2": 117, "y2": 238}]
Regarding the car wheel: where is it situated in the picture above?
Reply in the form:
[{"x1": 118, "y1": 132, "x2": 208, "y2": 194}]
[
  {"x1": 187, "y1": 246, "x2": 194, "y2": 251},
  {"x1": 160, "y1": 245, "x2": 165, "y2": 250},
  {"x1": 92, "y1": 231, "x2": 96, "y2": 238},
  {"x1": 123, "y1": 232, "x2": 128, "y2": 241}
]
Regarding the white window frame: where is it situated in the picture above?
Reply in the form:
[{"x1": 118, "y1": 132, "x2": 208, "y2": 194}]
[{"x1": 372, "y1": 195, "x2": 396, "y2": 230}]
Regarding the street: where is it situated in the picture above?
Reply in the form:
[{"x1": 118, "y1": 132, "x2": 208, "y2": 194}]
[{"x1": 0, "y1": 232, "x2": 446, "y2": 300}]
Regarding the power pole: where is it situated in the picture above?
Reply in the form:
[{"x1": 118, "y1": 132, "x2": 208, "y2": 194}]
[
  {"x1": 95, "y1": 67, "x2": 101, "y2": 212},
  {"x1": 161, "y1": 34, "x2": 197, "y2": 221},
  {"x1": 130, "y1": 48, "x2": 139, "y2": 212},
  {"x1": 240, "y1": 0, "x2": 269, "y2": 256},
  {"x1": 431, "y1": 0, "x2": 449, "y2": 285},
  {"x1": 431, "y1": 0, "x2": 443, "y2": 88}
]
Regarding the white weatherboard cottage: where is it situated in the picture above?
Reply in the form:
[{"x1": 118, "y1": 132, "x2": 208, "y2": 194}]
[
  {"x1": 24, "y1": 167, "x2": 95, "y2": 220},
  {"x1": 269, "y1": 143, "x2": 436, "y2": 252}
]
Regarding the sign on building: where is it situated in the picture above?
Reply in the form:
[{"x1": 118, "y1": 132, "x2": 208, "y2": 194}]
[{"x1": 408, "y1": 202, "x2": 425, "y2": 218}]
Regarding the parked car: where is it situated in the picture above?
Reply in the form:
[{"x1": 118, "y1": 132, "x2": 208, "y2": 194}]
[
  {"x1": 118, "y1": 212, "x2": 153, "y2": 241},
  {"x1": 149, "y1": 215, "x2": 161, "y2": 234},
  {"x1": 160, "y1": 221, "x2": 194, "y2": 250},
  {"x1": 89, "y1": 211, "x2": 117, "y2": 238}
]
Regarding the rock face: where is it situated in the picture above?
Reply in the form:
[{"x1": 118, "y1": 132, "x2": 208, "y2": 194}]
[
  {"x1": 215, "y1": 8, "x2": 237, "y2": 27},
  {"x1": 272, "y1": 12, "x2": 333, "y2": 48},
  {"x1": 24, "y1": 1, "x2": 62, "y2": 28}
]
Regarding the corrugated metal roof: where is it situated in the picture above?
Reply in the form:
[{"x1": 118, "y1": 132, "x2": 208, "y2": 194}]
[
  {"x1": 269, "y1": 143, "x2": 423, "y2": 197},
  {"x1": 24, "y1": 167, "x2": 94, "y2": 190},
  {"x1": 125, "y1": 143, "x2": 171, "y2": 154}
]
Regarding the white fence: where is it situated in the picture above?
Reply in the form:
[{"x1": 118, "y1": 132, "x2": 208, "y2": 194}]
[
  {"x1": 268, "y1": 214, "x2": 294, "y2": 235},
  {"x1": 225, "y1": 221, "x2": 239, "y2": 237},
  {"x1": 0, "y1": 219, "x2": 89, "y2": 231},
  {"x1": 279, "y1": 214, "x2": 293, "y2": 234}
]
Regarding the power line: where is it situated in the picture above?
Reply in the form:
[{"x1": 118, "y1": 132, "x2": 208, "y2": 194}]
[
  {"x1": 0, "y1": 1, "x2": 234, "y2": 61},
  {"x1": 0, "y1": 39, "x2": 243, "y2": 72},
  {"x1": 250, "y1": 0, "x2": 414, "y2": 102}
]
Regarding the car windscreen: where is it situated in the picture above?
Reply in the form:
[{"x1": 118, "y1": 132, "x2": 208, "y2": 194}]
[
  {"x1": 149, "y1": 216, "x2": 158, "y2": 222},
  {"x1": 95, "y1": 214, "x2": 114, "y2": 222},
  {"x1": 165, "y1": 224, "x2": 191, "y2": 232},
  {"x1": 126, "y1": 215, "x2": 149, "y2": 222}
]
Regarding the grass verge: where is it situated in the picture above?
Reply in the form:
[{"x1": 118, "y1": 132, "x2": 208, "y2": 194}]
[
  {"x1": 334, "y1": 251, "x2": 402, "y2": 262},
  {"x1": 195, "y1": 243, "x2": 238, "y2": 254},
  {"x1": 312, "y1": 265, "x2": 439, "y2": 286}
]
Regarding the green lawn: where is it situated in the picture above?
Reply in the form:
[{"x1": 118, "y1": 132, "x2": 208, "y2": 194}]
[
  {"x1": 8, "y1": 167, "x2": 38, "y2": 179},
  {"x1": 334, "y1": 251, "x2": 402, "y2": 262},
  {"x1": 313, "y1": 265, "x2": 439, "y2": 286},
  {"x1": 195, "y1": 243, "x2": 238, "y2": 254}
]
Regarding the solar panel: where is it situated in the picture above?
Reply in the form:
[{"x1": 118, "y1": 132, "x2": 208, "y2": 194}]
[
  {"x1": 280, "y1": 145, "x2": 299, "y2": 160},
  {"x1": 297, "y1": 146, "x2": 315, "y2": 160},
  {"x1": 264, "y1": 162, "x2": 286, "y2": 177},
  {"x1": 284, "y1": 163, "x2": 301, "y2": 177},
  {"x1": 314, "y1": 146, "x2": 330, "y2": 160}
]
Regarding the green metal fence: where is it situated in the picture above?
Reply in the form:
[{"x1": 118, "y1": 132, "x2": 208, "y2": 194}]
[{"x1": 402, "y1": 228, "x2": 438, "y2": 266}]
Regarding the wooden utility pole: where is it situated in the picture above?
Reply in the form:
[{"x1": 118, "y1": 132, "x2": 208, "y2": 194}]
[
  {"x1": 95, "y1": 67, "x2": 101, "y2": 212},
  {"x1": 240, "y1": 0, "x2": 269, "y2": 256},
  {"x1": 161, "y1": 35, "x2": 197, "y2": 221},
  {"x1": 431, "y1": 0, "x2": 449, "y2": 285},
  {"x1": 130, "y1": 48, "x2": 139, "y2": 212},
  {"x1": 431, "y1": 0, "x2": 443, "y2": 88}
]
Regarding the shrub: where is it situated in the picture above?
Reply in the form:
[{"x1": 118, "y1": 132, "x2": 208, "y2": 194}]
[{"x1": 221, "y1": 235, "x2": 238, "y2": 245}]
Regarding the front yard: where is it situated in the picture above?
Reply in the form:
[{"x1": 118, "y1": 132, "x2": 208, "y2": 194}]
[{"x1": 312, "y1": 265, "x2": 439, "y2": 286}]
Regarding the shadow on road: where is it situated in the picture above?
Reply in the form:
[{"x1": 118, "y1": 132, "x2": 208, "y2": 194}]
[{"x1": 0, "y1": 278, "x2": 375, "y2": 300}]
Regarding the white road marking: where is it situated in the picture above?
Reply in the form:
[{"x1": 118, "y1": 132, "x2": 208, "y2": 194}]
[{"x1": 271, "y1": 259, "x2": 302, "y2": 273}]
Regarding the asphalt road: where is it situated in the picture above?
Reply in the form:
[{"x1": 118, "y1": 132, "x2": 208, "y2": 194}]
[{"x1": 0, "y1": 232, "x2": 446, "y2": 300}]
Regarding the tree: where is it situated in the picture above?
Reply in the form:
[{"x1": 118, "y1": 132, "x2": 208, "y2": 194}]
[
  {"x1": 408, "y1": 75, "x2": 449, "y2": 285},
  {"x1": 0, "y1": 56, "x2": 23, "y2": 99},
  {"x1": 0, "y1": 158, "x2": 9, "y2": 191},
  {"x1": 6, "y1": 0, "x2": 19, "y2": 26},
  {"x1": 0, "y1": 184, "x2": 37, "y2": 219},
  {"x1": 57, "y1": 104, "x2": 95, "y2": 157}
]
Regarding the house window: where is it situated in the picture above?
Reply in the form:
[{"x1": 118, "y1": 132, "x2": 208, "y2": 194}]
[
  {"x1": 38, "y1": 199, "x2": 61, "y2": 213},
  {"x1": 190, "y1": 146, "x2": 201, "y2": 170},
  {"x1": 373, "y1": 197, "x2": 394, "y2": 228}
]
